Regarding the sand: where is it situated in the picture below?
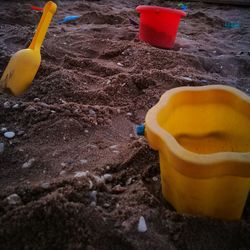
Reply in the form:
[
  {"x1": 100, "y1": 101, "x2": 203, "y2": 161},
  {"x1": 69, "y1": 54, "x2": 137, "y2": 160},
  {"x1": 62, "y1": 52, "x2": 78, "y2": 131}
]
[{"x1": 0, "y1": 0, "x2": 250, "y2": 249}]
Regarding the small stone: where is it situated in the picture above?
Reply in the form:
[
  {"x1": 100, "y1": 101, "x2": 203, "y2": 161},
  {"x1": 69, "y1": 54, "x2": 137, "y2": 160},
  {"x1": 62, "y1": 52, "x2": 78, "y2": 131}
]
[
  {"x1": 106, "y1": 80, "x2": 111, "y2": 84},
  {"x1": 126, "y1": 112, "x2": 132, "y2": 116},
  {"x1": 41, "y1": 182, "x2": 50, "y2": 189},
  {"x1": 4, "y1": 131, "x2": 15, "y2": 139},
  {"x1": 80, "y1": 159, "x2": 88, "y2": 165},
  {"x1": 181, "y1": 76, "x2": 192, "y2": 81},
  {"x1": 88, "y1": 179, "x2": 93, "y2": 189},
  {"x1": 89, "y1": 109, "x2": 96, "y2": 116},
  {"x1": 137, "y1": 216, "x2": 147, "y2": 233},
  {"x1": 33, "y1": 98, "x2": 40, "y2": 102},
  {"x1": 1, "y1": 127, "x2": 7, "y2": 133},
  {"x1": 152, "y1": 176, "x2": 158, "y2": 182},
  {"x1": 117, "y1": 62, "x2": 124, "y2": 67},
  {"x1": 129, "y1": 133, "x2": 135, "y2": 139},
  {"x1": 6, "y1": 194, "x2": 22, "y2": 205},
  {"x1": 84, "y1": 129, "x2": 89, "y2": 133},
  {"x1": 25, "y1": 106, "x2": 36, "y2": 112},
  {"x1": 0, "y1": 143, "x2": 4, "y2": 154},
  {"x1": 74, "y1": 171, "x2": 89, "y2": 178},
  {"x1": 103, "y1": 173, "x2": 112, "y2": 182},
  {"x1": 112, "y1": 150, "x2": 120, "y2": 154},
  {"x1": 61, "y1": 162, "x2": 66, "y2": 167},
  {"x1": 93, "y1": 175, "x2": 104, "y2": 185},
  {"x1": 103, "y1": 203, "x2": 110, "y2": 208},
  {"x1": 89, "y1": 190, "x2": 97, "y2": 202},
  {"x1": 201, "y1": 79, "x2": 208, "y2": 83},
  {"x1": 3, "y1": 101, "x2": 11, "y2": 109},
  {"x1": 22, "y1": 158, "x2": 35, "y2": 168},
  {"x1": 12, "y1": 104, "x2": 19, "y2": 109},
  {"x1": 126, "y1": 177, "x2": 132, "y2": 186},
  {"x1": 59, "y1": 170, "x2": 66, "y2": 176},
  {"x1": 109, "y1": 145, "x2": 118, "y2": 149}
]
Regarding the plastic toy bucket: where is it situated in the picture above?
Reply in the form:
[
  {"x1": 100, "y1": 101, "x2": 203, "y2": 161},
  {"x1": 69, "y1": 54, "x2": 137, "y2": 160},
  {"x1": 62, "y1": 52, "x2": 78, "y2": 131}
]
[
  {"x1": 145, "y1": 85, "x2": 250, "y2": 220},
  {"x1": 136, "y1": 5, "x2": 186, "y2": 49}
]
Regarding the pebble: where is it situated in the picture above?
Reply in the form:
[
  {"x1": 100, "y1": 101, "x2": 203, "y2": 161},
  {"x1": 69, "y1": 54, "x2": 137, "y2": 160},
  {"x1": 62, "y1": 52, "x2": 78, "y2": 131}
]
[
  {"x1": 4, "y1": 131, "x2": 15, "y2": 139},
  {"x1": 89, "y1": 190, "x2": 97, "y2": 202},
  {"x1": 181, "y1": 76, "x2": 192, "y2": 81},
  {"x1": 126, "y1": 177, "x2": 132, "y2": 186},
  {"x1": 112, "y1": 150, "x2": 120, "y2": 154},
  {"x1": 93, "y1": 175, "x2": 104, "y2": 185},
  {"x1": 59, "y1": 170, "x2": 66, "y2": 176},
  {"x1": 117, "y1": 62, "x2": 124, "y2": 67},
  {"x1": 6, "y1": 193, "x2": 22, "y2": 205},
  {"x1": 200, "y1": 79, "x2": 208, "y2": 83},
  {"x1": 129, "y1": 133, "x2": 135, "y2": 139},
  {"x1": 109, "y1": 145, "x2": 118, "y2": 149},
  {"x1": 84, "y1": 129, "x2": 89, "y2": 133},
  {"x1": 0, "y1": 143, "x2": 4, "y2": 154},
  {"x1": 1, "y1": 127, "x2": 7, "y2": 133},
  {"x1": 3, "y1": 101, "x2": 11, "y2": 109},
  {"x1": 12, "y1": 104, "x2": 19, "y2": 109},
  {"x1": 126, "y1": 112, "x2": 132, "y2": 116},
  {"x1": 74, "y1": 171, "x2": 89, "y2": 178},
  {"x1": 22, "y1": 158, "x2": 35, "y2": 168},
  {"x1": 89, "y1": 109, "x2": 96, "y2": 116},
  {"x1": 137, "y1": 216, "x2": 147, "y2": 233},
  {"x1": 106, "y1": 80, "x2": 111, "y2": 84},
  {"x1": 103, "y1": 203, "x2": 110, "y2": 208},
  {"x1": 103, "y1": 173, "x2": 113, "y2": 182},
  {"x1": 41, "y1": 182, "x2": 50, "y2": 189},
  {"x1": 33, "y1": 98, "x2": 40, "y2": 102},
  {"x1": 88, "y1": 179, "x2": 93, "y2": 189},
  {"x1": 152, "y1": 176, "x2": 158, "y2": 182},
  {"x1": 80, "y1": 159, "x2": 88, "y2": 165}
]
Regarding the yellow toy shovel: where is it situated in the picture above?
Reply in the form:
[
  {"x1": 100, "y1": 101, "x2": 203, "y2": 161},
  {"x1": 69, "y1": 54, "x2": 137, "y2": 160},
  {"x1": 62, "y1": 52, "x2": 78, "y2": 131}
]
[{"x1": 0, "y1": 1, "x2": 57, "y2": 96}]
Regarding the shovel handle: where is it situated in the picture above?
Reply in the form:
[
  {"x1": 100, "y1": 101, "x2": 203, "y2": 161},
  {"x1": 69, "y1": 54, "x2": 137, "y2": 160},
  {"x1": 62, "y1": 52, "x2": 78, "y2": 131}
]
[{"x1": 29, "y1": 1, "x2": 57, "y2": 50}]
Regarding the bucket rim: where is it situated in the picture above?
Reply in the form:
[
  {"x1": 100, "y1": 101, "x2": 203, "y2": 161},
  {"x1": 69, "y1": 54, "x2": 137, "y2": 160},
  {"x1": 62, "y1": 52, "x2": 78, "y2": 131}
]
[
  {"x1": 136, "y1": 5, "x2": 187, "y2": 17},
  {"x1": 145, "y1": 85, "x2": 250, "y2": 178}
]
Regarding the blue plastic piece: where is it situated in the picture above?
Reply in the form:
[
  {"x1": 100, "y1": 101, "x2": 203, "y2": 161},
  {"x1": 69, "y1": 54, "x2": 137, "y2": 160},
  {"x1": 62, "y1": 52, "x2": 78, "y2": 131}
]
[
  {"x1": 58, "y1": 15, "x2": 81, "y2": 24},
  {"x1": 224, "y1": 22, "x2": 240, "y2": 29},
  {"x1": 178, "y1": 3, "x2": 188, "y2": 11},
  {"x1": 136, "y1": 124, "x2": 145, "y2": 136},
  {"x1": 181, "y1": 5, "x2": 188, "y2": 11}
]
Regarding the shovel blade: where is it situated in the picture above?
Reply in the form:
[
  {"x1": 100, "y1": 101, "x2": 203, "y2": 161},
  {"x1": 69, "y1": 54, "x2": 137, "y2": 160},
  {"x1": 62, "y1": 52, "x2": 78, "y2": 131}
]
[{"x1": 0, "y1": 49, "x2": 41, "y2": 96}]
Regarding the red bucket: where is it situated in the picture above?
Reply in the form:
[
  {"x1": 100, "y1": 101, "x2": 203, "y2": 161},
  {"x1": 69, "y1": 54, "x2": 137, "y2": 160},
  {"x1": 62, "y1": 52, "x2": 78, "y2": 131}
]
[{"x1": 136, "y1": 5, "x2": 186, "y2": 49}]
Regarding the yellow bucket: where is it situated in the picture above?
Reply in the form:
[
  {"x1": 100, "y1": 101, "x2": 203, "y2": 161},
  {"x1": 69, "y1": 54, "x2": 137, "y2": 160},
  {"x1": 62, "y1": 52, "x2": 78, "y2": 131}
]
[{"x1": 145, "y1": 85, "x2": 250, "y2": 220}]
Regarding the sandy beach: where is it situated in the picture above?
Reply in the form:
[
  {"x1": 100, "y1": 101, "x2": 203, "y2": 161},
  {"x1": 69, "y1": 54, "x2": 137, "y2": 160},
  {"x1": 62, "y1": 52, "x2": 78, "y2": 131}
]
[{"x1": 0, "y1": 0, "x2": 250, "y2": 249}]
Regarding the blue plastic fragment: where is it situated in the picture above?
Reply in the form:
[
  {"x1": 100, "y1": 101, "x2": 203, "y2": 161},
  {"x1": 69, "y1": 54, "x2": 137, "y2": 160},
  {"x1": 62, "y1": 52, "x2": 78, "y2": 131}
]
[
  {"x1": 181, "y1": 5, "x2": 188, "y2": 11},
  {"x1": 178, "y1": 3, "x2": 188, "y2": 11},
  {"x1": 224, "y1": 22, "x2": 240, "y2": 29},
  {"x1": 136, "y1": 124, "x2": 145, "y2": 136},
  {"x1": 58, "y1": 15, "x2": 81, "y2": 24}
]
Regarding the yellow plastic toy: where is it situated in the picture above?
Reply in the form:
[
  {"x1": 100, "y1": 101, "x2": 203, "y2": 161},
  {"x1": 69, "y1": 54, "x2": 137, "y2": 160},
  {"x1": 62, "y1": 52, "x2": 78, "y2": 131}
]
[
  {"x1": 145, "y1": 85, "x2": 250, "y2": 220},
  {"x1": 0, "y1": 1, "x2": 57, "y2": 96}
]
